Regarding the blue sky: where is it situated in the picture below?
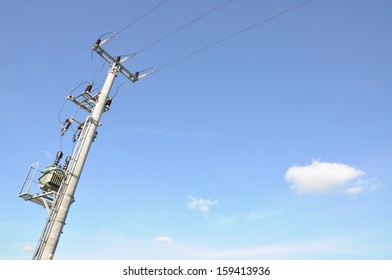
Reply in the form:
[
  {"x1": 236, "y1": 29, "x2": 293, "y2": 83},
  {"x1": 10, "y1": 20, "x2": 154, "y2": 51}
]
[{"x1": 1, "y1": 0, "x2": 391, "y2": 259}]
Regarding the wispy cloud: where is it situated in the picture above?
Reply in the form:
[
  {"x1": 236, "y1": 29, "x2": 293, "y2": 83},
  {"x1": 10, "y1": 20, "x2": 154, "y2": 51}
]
[
  {"x1": 285, "y1": 160, "x2": 365, "y2": 195},
  {"x1": 345, "y1": 186, "x2": 364, "y2": 197},
  {"x1": 243, "y1": 211, "x2": 264, "y2": 221},
  {"x1": 214, "y1": 211, "x2": 265, "y2": 224},
  {"x1": 55, "y1": 231, "x2": 348, "y2": 260},
  {"x1": 190, "y1": 128, "x2": 218, "y2": 140},
  {"x1": 154, "y1": 236, "x2": 174, "y2": 246},
  {"x1": 20, "y1": 244, "x2": 34, "y2": 253},
  {"x1": 187, "y1": 196, "x2": 218, "y2": 213},
  {"x1": 345, "y1": 178, "x2": 381, "y2": 197},
  {"x1": 127, "y1": 124, "x2": 181, "y2": 138},
  {"x1": 42, "y1": 150, "x2": 53, "y2": 159}
]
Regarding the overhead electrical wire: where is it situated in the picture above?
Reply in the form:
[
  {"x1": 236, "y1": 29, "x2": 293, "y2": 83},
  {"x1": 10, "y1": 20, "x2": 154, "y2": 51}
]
[
  {"x1": 90, "y1": 50, "x2": 97, "y2": 84},
  {"x1": 98, "y1": 0, "x2": 169, "y2": 45},
  {"x1": 116, "y1": 0, "x2": 169, "y2": 36},
  {"x1": 111, "y1": 0, "x2": 235, "y2": 78},
  {"x1": 58, "y1": 81, "x2": 90, "y2": 123},
  {"x1": 92, "y1": 0, "x2": 313, "y2": 80},
  {"x1": 156, "y1": 0, "x2": 314, "y2": 72},
  {"x1": 90, "y1": 32, "x2": 117, "y2": 83},
  {"x1": 90, "y1": 1, "x2": 169, "y2": 81},
  {"x1": 111, "y1": 81, "x2": 128, "y2": 100},
  {"x1": 135, "y1": 0, "x2": 234, "y2": 54},
  {"x1": 116, "y1": 0, "x2": 235, "y2": 58},
  {"x1": 58, "y1": 81, "x2": 91, "y2": 152},
  {"x1": 58, "y1": 99, "x2": 69, "y2": 124}
]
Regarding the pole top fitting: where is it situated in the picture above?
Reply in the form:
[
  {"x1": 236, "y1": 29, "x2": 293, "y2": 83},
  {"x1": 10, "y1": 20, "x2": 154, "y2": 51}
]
[{"x1": 94, "y1": 39, "x2": 101, "y2": 47}]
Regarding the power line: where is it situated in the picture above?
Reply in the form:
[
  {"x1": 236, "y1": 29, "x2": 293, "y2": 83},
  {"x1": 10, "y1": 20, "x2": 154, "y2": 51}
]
[
  {"x1": 136, "y1": 0, "x2": 234, "y2": 54},
  {"x1": 96, "y1": 0, "x2": 169, "y2": 47},
  {"x1": 58, "y1": 81, "x2": 89, "y2": 123},
  {"x1": 111, "y1": 81, "x2": 127, "y2": 100},
  {"x1": 116, "y1": 0, "x2": 169, "y2": 36},
  {"x1": 90, "y1": 50, "x2": 97, "y2": 84},
  {"x1": 157, "y1": 0, "x2": 313, "y2": 71},
  {"x1": 91, "y1": 1, "x2": 169, "y2": 79}
]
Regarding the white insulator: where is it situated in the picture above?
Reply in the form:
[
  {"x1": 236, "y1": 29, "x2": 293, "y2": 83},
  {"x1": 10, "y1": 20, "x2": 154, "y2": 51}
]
[
  {"x1": 120, "y1": 53, "x2": 137, "y2": 63},
  {"x1": 138, "y1": 70, "x2": 156, "y2": 79},
  {"x1": 120, "y1": 56, "x2": 131, "y2": 63},
  {"x1": 99, "y1": 37, "x2": 112, "y2": 46}
]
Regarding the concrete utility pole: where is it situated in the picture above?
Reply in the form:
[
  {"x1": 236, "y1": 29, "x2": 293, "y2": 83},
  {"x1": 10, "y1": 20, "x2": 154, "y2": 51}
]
[
  {"x1": 38, "y1": 63, "x2": 118, "y2": 260},
  {"x1": 19, "y1": 39, "x2": 153, "y2": 260}
]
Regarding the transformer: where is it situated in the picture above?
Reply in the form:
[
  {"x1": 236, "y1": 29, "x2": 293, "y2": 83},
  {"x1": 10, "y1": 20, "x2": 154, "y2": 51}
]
[{"x1": 38, "y1": 166, "x2": 66, "y2": 192}]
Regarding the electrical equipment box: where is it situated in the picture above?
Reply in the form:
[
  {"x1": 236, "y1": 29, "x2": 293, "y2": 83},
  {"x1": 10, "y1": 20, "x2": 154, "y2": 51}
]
[{"x1": 39, "y1": 167, "x2": 65, "y2": 192}]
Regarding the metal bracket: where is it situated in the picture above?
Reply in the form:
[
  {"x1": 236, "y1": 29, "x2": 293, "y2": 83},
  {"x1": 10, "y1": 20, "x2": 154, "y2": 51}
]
[
  {"x1": 86, "y1": 116, "x2": 101, "y2": 126},
  {"x1": 67, "y1": 91, "x2": 111, "y2": 114}
]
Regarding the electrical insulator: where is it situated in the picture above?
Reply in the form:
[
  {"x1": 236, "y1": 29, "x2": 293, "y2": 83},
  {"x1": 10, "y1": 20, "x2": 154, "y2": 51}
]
[
  {"x1": 85, "y1": 84, "x2": 93, "y2": 93},
  {"x1": 106, "y1": 98, "x2": 112, "y2": 108},
  {"x1": 73, "y1": 124, "x2": 84, "y2": 142},
  {"x1": 63, "y1": 156, "x2": 72, "y2": 172},
  {"x1": 98, "y1": 38, "x2": 111, "y2": 47},
  {"x1": 53, "y1": 151, "x2": 63, "y2": 167},
  {"x1": 60, "y1": 118, "x2": 73, "y2": 136}
]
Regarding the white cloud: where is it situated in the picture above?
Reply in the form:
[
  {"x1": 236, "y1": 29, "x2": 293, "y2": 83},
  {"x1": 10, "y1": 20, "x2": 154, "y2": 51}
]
[
  {"x1": 358, "y1": 178, "x2": 381, "y2": 193},
  {"x1": 345, "y1": 186, "x2": 365, "y2": 197},
  {"x1": 187, "y1": 196, "x2": 218, "y2": 213},
  {"x1": 21, "y1": 244, "x2": 34, "y2": 253},
  {"x1": 285, "y1": 160, "x2": 364, "y2": 194},
  {"x1": 154, "y1": 236, "x2": 174, "y2": 246},
  {"x1": 345, "y1": 178, "x2": 381, "y2": 197}
]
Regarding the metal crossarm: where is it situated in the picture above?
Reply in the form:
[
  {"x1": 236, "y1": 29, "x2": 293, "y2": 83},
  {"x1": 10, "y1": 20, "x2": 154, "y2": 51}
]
[
  {"x1": 93, "y1": 40, "x2": 139, "y2": 83},
  {"x1": 68, "y1": 91, "x2": 110, "y2": 114}
]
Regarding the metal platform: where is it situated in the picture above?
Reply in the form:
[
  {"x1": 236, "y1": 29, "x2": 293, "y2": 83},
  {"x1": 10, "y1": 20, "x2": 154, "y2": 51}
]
[
  {"x1": 18, "y1": 162, "x2": 56, "y2": 209},
  {"x1": 19, "y1": 192, "x2": 54, "y2": 208}
]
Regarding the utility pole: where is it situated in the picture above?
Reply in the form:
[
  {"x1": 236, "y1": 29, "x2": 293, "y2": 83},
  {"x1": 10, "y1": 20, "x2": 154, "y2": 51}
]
[
  {"x1": 38, "y1": 62, "x2": 118, "y2": 260},
  {"x1": 19, "y1": 39, "x2": 154, "y2": 260}
]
